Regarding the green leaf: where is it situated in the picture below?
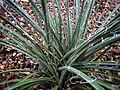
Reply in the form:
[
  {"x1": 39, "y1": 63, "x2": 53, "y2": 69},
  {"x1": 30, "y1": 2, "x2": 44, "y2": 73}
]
[
  {"x1": 96, "y1": 79, "x2": 119, "y2": 90},
  {"x1": 66, "y1": 0, "x2": 72, "y2": 47},
  {"x1": 1, "y1": 69, "x2": 36, "y2": 73},
  {"x1": 59, "y1": 66, "x2": 103, "y2": 90},
  {"x1": 5, "y1": 77, "x2": 50, "y2": 90},
  {"x1": 81, "y1": 69, "x2": 120, "y2": 80}
]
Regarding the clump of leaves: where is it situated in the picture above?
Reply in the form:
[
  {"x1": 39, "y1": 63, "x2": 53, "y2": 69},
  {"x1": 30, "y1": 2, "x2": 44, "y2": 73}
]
[{"x1": 0, "y1": 0, "x2": 120, "y2": 90}]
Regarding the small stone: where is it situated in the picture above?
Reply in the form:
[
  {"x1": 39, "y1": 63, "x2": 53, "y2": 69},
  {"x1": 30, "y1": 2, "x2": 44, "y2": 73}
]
[
  {"x1": 6, "y1": 75, "x2": 11, "y2": 80},
  {"x1": 9, "y1": 61, "x2": 14, "y2": 64},
  {"x1": 114, "y1": 55, "x2": 120, "y2": 59},
  {"x1": 11, "y1": 21, "x2": 15, "y2": 24},
  {"x1": 17, "y1": 53, "x2": 23, "y2": 56},
  {"x1": 30, "y1": 60, "x2": 34, "y2": 63},
  {"x1": 113, "y1": 49, "x2": 120, "y2": 54},
  {"x1": 22, "y1": 72, "x2": 30, "y2": 75},
  {"x1": 19, "y1": 17, "x2": 25, "y2": 23},
  {"x1": 20, "y1": 22, "x2": 26, "y2": 27},
  {"x1": 2, "y1": 61, "x2": 7, "y2": 65},
  {"x1": 33, "y1": 64, "x2": 39, "y2": 70},
  {"x1": 118, "y1": 72, "x2": 120, "y2": 76},
  {"x1": 0, "y1": 65, "x2": 4, "y2": 69},
  {"x1": 13, "y1": 52, "x2": 17, "y2": 57},
  {"x1": 18, "y1": 61, "x2": 21, "y2": 64}
]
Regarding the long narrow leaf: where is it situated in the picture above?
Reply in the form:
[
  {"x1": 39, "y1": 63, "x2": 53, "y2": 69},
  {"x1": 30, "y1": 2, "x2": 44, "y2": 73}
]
[{"x1": 59, "y1": 66, "x2": 103, "y2": 90}]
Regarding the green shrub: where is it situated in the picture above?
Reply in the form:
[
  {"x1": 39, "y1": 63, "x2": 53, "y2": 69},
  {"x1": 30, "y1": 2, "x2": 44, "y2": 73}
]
[{"x1": 0, "y1": 0, "x2": 120, "y2": 89}]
